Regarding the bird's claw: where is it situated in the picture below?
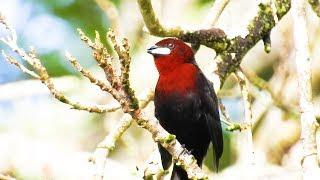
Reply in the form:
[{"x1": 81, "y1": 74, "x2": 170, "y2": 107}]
[{"x1": 179, "y1": 144, "x2": 193, "y2": 158}]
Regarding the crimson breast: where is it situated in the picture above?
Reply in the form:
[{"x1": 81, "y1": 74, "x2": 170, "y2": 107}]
[{"x1": 155, "y1": 63, "x2": 199, "y2": 96}]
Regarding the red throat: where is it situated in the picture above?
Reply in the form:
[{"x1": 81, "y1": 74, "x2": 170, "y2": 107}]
[
  {"x1": 155, "y1": 56, "x2": 185, "y2": 74},
  {"x1": 156, "y1": 63, "x2": 199, "y2": 95}
]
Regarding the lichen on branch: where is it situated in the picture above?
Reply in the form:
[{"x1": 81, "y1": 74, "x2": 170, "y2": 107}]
[
  {"x1": 216, "y1": 2, "x2": 285, "y2": 84},
  {"x1": 137, "y1": 0, "x2": 291, "y2": 85},
  {"x1": 137, "y1": 0, "x2": 228, "y2": 52}
]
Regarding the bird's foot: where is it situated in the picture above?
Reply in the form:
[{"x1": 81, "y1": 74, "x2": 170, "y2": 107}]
[{"x1": 179, "y1": 144, "x2": 193, "y2": 158}]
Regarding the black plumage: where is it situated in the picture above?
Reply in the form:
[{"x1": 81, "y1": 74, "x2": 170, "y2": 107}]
[
  {"x1": 149, "y1": 38, "x2": 223, "y2": 180},
  {"x1": 155, "y1": 67, "x2": 223, "y2": 180}
]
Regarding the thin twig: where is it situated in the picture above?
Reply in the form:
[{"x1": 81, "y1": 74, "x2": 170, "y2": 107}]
[
  {"x1": 235, "y1": 71, "x2": 255, "y2": 166},
  {"x1": 139, "y1": 90, "x2": 154, "y2": 108},
  {"x1": 2, "y1": 50, "x2": 40, "y2": 79},
  {"x1": 0, "y1": 17, "x2": 120, "y2": 114},
  {"x1": 218, "y1": 98, "x2": 249, "y2": 131},
  {"x1": 77, "y1": 29, "x2": 121, "y2": 89},
  {"x1": 89, "y1": 90, "x2": 154, "y2": 176},
  {"x1": 241, "y1": 68, "x2": 298, "y2": 117},
  {"x1": 65, "y1": 51, "x2": 122, "y2": 102},
  {"x1": 94, "y1": 0, "x2": 120, "y2": 34},
  {"x1": 90, "y1": 114, "x2": 133, "y2": 180},
  {"x1": 203, "y1": 0, "x2": 230, "y2": 27}
]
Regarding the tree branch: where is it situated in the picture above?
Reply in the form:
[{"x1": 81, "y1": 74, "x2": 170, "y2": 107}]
[
  {"x1": 1, "y1": 51, "x2": 40, "y2": 79},
  {"x1": 235, "y1": 71, "x2": 255, "y2": 166},
  {"x1": 66, "y1": 52, "x2": 119, "y2": 98},
  {"x1": 137, "y1": 0, "x2": 291, "y2": 85},
  {"x1": 0, "y1": 21, "x2": 115, "y2": 113},
  {"x1": 90, "y1": 91, "x2": 154, "y2": 179},
  {"x1": 292, "y1": 0, "x2": 320, "y2": 178},
  {"x1": 216, "y1": 1, "x2": 290, "y2": 84},
  {"x1": 203, "y1": 0, "x2": 230, "y2": 28},
  {"x1": 90, "y1": 114, "x2": 134, "y2": 179},
  {"x1": 94, "y1": 0, "x2": 119, "y2": 34},
  {"x1": 0, "y1": 14, "x2": 207, "y2": 179},
  {"x1": 137, "y1": 0, "x2": 228, "y2": 52},
  {"x1": 241, "y1": 68, "x2": 298, "y2": 118}
]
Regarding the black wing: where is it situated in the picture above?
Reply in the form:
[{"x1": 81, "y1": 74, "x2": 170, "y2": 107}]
[{"x1": 197, "y1": 71, "x2": 223, "y2": 171}]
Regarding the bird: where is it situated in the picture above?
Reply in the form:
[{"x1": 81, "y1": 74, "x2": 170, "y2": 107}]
[{"x1": 147, "y1": 38, "x2": 223, "y2": 180}]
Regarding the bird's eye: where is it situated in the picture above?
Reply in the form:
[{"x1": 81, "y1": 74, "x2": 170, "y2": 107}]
[{"x1": 168, "y1": 43, "x2": 174, "y2": 49}]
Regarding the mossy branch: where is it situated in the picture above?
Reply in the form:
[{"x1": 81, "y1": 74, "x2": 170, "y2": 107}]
[
  {"x1": 137, "y1": 0, "x2": 228, "y2": 52},
  {"x1": 216, "y1": 1, "x2": 290, "y2": 84},
  {"x1": 137, "y1": 0, "x2": 291, "y2": 85}
]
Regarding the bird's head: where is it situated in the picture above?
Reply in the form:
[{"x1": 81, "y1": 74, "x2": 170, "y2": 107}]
[{"x1": 147, "y1": 38, "x2": 194, "y2": 74}]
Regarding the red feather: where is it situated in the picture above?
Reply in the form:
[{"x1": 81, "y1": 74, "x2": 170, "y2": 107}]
[{"x1": 156, "y1": 63, "x2": 198, "y2": 95}]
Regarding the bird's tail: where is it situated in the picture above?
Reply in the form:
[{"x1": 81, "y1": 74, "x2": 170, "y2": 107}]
[{"x1": 170, "y1": 165, "x2": 188, "y2": 180}]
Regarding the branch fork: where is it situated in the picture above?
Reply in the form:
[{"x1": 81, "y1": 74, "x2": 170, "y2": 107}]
[{"x1": 1, "y1": 14, "x2": 208, "y2": 180}]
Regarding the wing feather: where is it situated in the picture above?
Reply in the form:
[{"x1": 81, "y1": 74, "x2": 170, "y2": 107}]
[{"x1": 197, "y1": 71, "x2": 223, "y2": 171}]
